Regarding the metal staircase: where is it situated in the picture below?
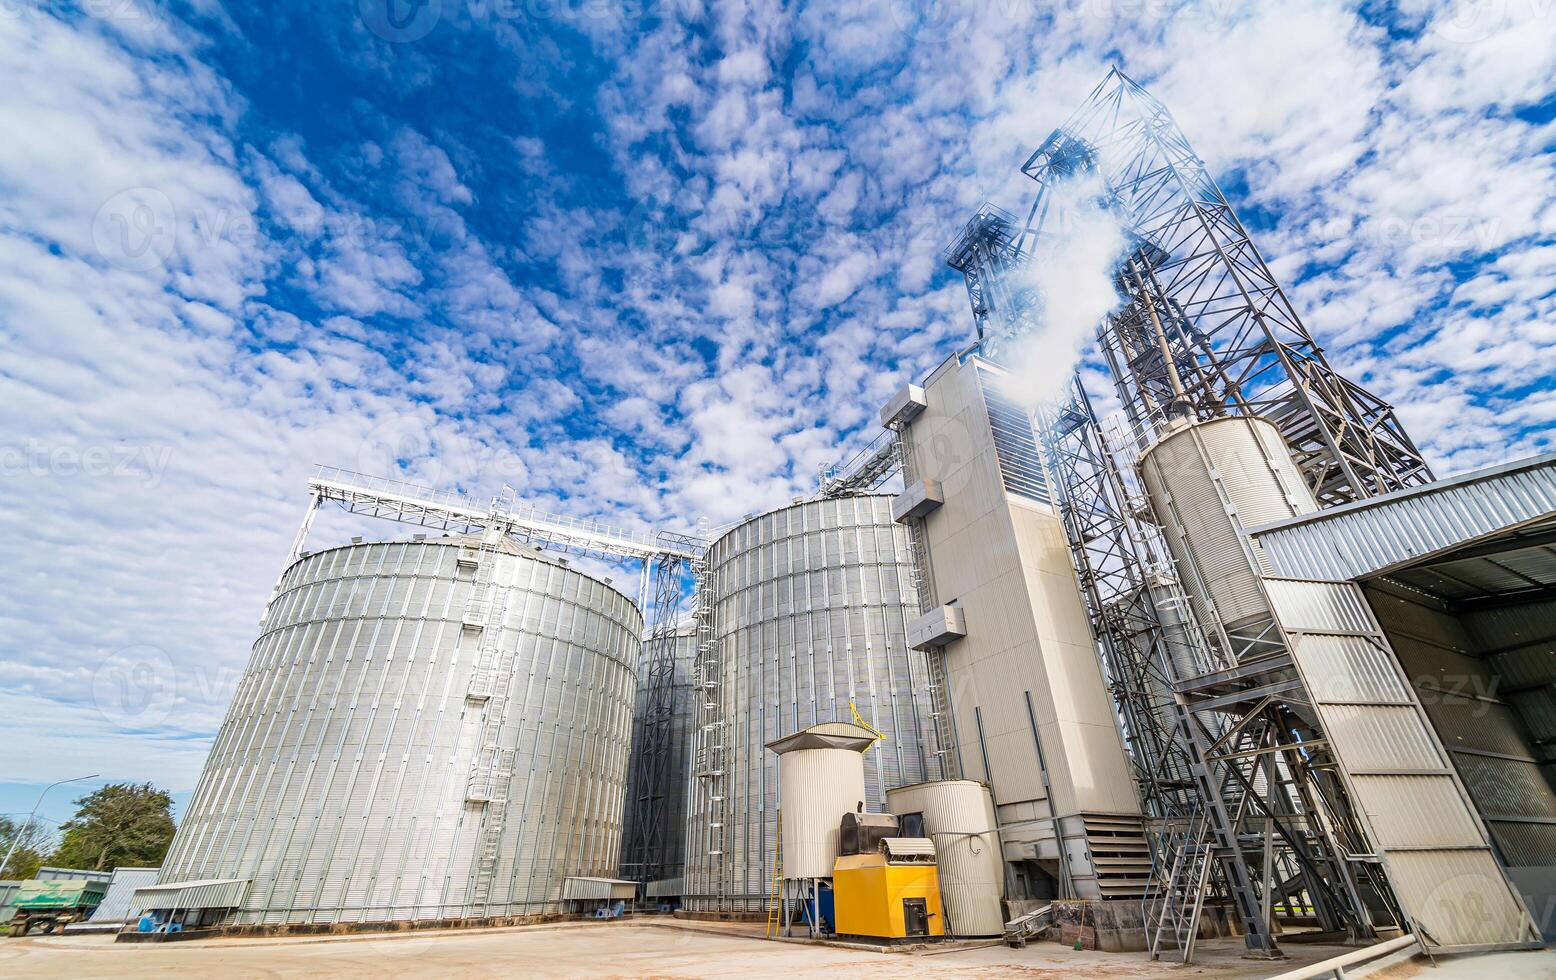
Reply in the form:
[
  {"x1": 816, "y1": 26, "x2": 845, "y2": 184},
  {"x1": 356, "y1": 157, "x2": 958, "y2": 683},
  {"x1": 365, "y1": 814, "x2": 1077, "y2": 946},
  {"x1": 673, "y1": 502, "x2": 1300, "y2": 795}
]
[
  {"x1": 459, "y1": 536, "x2": 516, "y2": 911},
  {"x1": 895, "y1": 420, "x2": 960, "y2": 781},
  {"x1": 1144, "y1": 810, "x2": 1214, "y2": 962}
]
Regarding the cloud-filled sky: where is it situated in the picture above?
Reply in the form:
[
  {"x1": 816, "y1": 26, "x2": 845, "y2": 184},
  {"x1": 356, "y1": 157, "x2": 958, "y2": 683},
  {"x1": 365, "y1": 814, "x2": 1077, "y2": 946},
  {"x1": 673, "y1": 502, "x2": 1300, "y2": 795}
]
[{"x1": 1, "y1": 0, "x2": 1552, "y2": 825}]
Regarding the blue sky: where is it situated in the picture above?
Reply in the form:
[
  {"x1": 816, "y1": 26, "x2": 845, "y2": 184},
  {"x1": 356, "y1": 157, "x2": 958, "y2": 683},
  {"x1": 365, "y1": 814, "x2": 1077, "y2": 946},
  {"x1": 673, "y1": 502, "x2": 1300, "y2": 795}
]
[{"x1": 1, "y1": 1, "x2": 1553, "y2": 832}]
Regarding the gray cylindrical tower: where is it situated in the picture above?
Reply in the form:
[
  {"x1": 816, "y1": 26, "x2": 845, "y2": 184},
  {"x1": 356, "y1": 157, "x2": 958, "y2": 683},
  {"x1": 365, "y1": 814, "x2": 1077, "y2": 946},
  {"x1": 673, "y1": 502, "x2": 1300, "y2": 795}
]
[
  {"x1": 1138, "y1": 415, "x2": 1319, "y2": 652},
  {"x1": 683, "y1": 494, "x2": 938, "y2": 912},
  {"x1": 160, "y1": 535, "x2": 641, "y2": 924}
]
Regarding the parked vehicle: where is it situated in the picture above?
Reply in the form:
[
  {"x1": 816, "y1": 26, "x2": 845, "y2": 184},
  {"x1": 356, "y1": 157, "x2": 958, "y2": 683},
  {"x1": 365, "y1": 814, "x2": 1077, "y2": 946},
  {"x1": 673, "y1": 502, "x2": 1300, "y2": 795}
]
[{"x1": 6, "y1": 879, "x2": 107, "y2": 937}]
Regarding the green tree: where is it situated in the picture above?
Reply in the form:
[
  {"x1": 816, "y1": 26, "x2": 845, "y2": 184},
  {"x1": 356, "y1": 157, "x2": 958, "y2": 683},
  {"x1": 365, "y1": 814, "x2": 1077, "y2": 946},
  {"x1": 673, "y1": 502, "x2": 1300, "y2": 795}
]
[
  {"x1": 0, "y1": 816, "x2": 53, "y2": 878},
  {"x1": 48, "y1": 783, "x2": 175, "y2": 871}
]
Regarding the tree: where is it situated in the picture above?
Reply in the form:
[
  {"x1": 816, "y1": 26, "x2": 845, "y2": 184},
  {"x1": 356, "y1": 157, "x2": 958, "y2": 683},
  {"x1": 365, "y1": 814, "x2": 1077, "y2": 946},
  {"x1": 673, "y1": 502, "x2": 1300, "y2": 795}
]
[
  {"x1": 48, "y1": 783, "x2": 175, "y2": 872},
  {"x1": 0, "y1": 816, "x2": 54, "y2": 879}
]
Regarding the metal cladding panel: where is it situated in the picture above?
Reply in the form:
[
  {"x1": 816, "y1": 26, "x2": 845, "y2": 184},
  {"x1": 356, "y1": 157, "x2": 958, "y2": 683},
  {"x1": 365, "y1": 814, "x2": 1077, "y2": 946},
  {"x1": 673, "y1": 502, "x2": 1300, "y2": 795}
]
[
  {"x1": 1431, "y1": 698, "x2": 1541, "y2": 760},
  {"x1": 1319, "y1": 704, "x2": 1447, "y2": 771},
  {"x1": 1453, "y1": 754, "x2": 1556, "y2": 819},
  {"x1": 885, "y1": 780, "x2": 1003, "y2": 937},
  {"x1": 1382, "y1": 849, "x2": 1533, "y2": 948},
  {"x1": 1261, "y1": 578, "x2": 1379, "y2": 634},
  {"x1": 1491, "y1": 822, "x2": 1556, "y2": 869},
  {"x1": 560, "y1": 877, "x2": 634, "y2": 901},
  {"x1": 1349, "y1": 775, "x2": 1486, "y2": 848},
  {"x1": 87, "y1": 867, "x2": 160, "y2": 922},
  {"x1": 159, "y1": 539, "x2": 641, "y2": 925},
  {"x1": 1252, "y1": 453, "x2": 1556, "y2": 582},
  {"x1": 778, "y1": 748, "x2": 868, "y2": 879},
  {"x1": 685, "y1": 495, "x2": 936, "y2": 910},
  {"x1": 1139, "y1": 417, "x2": 1318, "y2": 632},
  {"x1": 133, "y1": 879, "x2": 250, "y2": 911},
  {"x1": 1274, "y1": 632, "x2": 1413, "y2": 704},
  {"x1": 1270, "y1": 579, "x2": 1537, "y2": 948}
]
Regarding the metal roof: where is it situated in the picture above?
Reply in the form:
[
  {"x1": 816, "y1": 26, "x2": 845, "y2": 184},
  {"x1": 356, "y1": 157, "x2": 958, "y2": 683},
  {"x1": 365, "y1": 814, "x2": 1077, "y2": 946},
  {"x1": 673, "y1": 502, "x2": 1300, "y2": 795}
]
[
  {"x1": 87, "y1": 867, "x2": 160, "y2": 923},
  {"x1": 1251, "y1": 452, "x2": 1556, "y2": 590},
  {"x1": 765, "y1": 721, "x2": 880, "y2": 755},
  {"x1": 131, "y1": 878, "x2": 249, "y2": 911},
  {"x1": 560, "y1": 877, "x2": 636, "y2": 901}
]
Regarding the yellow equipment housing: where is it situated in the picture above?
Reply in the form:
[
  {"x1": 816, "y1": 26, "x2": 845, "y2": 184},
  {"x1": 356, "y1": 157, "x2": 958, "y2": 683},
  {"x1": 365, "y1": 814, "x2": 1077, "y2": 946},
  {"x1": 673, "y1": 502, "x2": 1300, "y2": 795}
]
[{"x1": 832, "y1": 839, "x2": 945, "y2": 940}]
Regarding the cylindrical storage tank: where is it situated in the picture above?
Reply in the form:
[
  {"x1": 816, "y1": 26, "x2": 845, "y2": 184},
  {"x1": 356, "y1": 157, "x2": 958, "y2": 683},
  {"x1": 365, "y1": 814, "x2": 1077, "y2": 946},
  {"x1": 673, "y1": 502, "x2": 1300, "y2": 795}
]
[
  {"x1": 886, "y1": 780, "x2": 1003, "y2": 936},
  {"x1": 1138, "y1": 416, "x2": 1318, "y2": 637},
  {"x1": 159, "y1": 535, "x2": 641, "y2": 924},
  {"x1": 684, "y1": 494, "x2": 941, "y2": 911},
  {"x1": 768, "y1": 723, "x2": 874, "y2": 879}
]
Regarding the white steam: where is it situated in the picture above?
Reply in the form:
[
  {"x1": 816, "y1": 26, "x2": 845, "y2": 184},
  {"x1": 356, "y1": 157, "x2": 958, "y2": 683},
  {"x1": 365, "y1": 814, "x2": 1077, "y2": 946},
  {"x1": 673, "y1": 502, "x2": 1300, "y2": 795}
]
[{"x1": 1000, "y1": 174, "x2": 1129, "y2": 409}]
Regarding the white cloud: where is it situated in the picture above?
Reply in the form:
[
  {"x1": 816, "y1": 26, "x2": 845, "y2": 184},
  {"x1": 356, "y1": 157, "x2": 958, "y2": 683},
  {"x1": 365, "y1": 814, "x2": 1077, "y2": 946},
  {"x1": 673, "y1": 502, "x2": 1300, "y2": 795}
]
[{"x1": 4, "y1": 0, "x2": 1553, "y2": 800}]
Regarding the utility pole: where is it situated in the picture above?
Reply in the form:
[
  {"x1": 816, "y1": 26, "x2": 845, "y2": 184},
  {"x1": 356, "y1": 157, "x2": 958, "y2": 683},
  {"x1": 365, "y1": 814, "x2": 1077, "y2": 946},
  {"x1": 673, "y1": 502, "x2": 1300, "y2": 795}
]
[{"x1": 0, "y1": 774, "x2": 98, "y2": 876}]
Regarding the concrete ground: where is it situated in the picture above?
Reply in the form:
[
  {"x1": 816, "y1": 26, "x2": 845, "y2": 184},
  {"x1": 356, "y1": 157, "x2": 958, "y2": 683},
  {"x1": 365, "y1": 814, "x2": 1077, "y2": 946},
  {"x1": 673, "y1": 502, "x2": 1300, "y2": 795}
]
[{"x1": 0, "y1": 919, "x2": 1551, "y2": 979}]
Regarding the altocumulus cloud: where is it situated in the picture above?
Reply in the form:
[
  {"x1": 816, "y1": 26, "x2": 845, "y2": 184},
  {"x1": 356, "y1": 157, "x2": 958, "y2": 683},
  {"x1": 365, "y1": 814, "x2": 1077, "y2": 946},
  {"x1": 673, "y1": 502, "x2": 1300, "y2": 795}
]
[{"x1": 0, "y1": 0, "x2": 1552, "y2": 797}]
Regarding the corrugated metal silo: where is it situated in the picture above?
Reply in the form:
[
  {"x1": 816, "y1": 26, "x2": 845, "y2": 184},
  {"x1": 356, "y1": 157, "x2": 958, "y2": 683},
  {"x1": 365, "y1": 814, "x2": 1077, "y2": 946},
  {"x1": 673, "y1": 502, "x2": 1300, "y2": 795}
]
[
  {"x1": 1138, "y1": 416, "x2": 1319, "y2": 637},
  {"x1": 683, "y1": 494, "x2": 939, "y2": 911},
  {"x1": 885, "y1": 780, "x2": 1003, "y2": 936},
  {"x1": 159, "y1": 535, "x2": 641, "y2": 924},
  {"x1": 768, "y1": 723, "x2": 874, "y2": 880}
]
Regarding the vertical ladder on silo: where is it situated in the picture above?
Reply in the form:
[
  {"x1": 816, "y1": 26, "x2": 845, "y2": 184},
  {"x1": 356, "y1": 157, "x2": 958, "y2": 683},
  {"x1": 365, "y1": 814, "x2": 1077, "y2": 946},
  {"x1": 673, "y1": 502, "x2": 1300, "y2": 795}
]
[
  {"x1": 689, "y1": 524, "x2": 728, "y2": 876},
  {"x1": 460, "y1": 534, "x2": 516, "y2": 911},
  {"x1": 766, "y1": 811, "x2": 783, "y2": 938}
]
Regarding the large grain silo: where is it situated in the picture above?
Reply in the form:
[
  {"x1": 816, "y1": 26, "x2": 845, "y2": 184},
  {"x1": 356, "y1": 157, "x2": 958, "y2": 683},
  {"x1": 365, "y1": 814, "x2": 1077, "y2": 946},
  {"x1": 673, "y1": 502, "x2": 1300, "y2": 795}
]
[
  {"x1": 156, "y1": 534, "x2": 640, "y2": 925},
  {"x1": 682, "y1": 495, "x2": 941, "y2": 912}
]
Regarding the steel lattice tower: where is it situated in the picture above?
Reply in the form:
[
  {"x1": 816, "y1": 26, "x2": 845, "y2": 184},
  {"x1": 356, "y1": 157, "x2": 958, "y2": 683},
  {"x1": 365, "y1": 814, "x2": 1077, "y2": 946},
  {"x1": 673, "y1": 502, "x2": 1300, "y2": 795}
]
[
  {"x1": 947, "y1": 69, "x2": 1435, "y2": 958},
  {"x1": 621, "y1": 537, "x2": 700, "y2": 891},
  {"x1": 973, "y1": 68, "x2": 1433, "y2": 507}
]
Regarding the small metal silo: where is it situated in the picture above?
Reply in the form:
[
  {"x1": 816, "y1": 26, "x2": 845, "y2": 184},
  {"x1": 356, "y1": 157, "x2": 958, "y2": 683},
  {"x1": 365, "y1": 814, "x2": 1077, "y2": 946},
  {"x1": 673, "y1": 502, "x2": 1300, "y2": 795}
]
[
  {"x1": 766, "y1": 722, "x2": 877, "y2": 880},
  {"x1": 1137, "y1": 416, "x2": 1319, "y2": 644}
]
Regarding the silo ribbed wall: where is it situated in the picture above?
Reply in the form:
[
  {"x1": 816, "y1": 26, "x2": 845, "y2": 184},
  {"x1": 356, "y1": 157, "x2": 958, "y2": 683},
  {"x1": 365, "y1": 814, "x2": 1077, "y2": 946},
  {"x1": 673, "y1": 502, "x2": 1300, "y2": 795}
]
[
  {"x1": 684, "y1": 495, "x2": 938, "y2": 911},
  {"x1": 160, "y1": 538, "x2": 641, "y2": 924}
]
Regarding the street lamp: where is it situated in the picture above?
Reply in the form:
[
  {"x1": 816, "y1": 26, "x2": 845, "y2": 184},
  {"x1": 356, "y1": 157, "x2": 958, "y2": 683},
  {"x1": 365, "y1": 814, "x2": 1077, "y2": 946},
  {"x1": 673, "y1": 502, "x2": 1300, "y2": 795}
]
[{"x1": 0, "y1": 774, "x2": 99, "y2": 877}]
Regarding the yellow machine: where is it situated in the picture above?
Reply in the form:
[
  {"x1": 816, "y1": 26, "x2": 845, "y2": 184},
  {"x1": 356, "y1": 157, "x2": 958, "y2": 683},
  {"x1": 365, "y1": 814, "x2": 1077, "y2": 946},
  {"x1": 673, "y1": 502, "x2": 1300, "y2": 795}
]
[{"x1": 831, "y1": 812, "x2": 945, "y2": 940}]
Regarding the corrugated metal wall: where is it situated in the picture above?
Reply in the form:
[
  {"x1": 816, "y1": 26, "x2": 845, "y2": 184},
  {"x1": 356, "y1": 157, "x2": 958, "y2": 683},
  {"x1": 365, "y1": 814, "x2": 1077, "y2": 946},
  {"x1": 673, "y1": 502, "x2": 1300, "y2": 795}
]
[
  {"x1": 1253, "y1": 455, "x2": 1556, "y2": 582},
  {"x1": 1264, "y1": 578, "x2": 1536, "y2": 946},
  {"x1": 683, "y1": 496, "x2": 936, "y2": 910},
  {"x1": 160, "y1": 538, "x2": 640, "y2": 924}
]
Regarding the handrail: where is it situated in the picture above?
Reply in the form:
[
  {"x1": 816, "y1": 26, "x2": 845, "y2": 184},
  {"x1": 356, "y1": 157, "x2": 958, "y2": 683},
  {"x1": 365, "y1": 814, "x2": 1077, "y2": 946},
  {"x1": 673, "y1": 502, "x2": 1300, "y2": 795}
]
[
  {"x1": 308, "y1": 464, "x2": 705, "y2": 560},
  {"x1": 1263, "y1": 933, "x2": 1423, "y2": 980}
]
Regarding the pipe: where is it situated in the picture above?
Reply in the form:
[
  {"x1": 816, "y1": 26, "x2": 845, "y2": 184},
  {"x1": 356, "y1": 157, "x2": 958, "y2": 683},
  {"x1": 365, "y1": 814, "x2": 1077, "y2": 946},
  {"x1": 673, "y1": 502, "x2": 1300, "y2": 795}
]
[
  {"x1": 1262, "y1": 933, "x2": 1422, "y2": 980},
  {"x1": 1128, "y1": 257, "x2": 1191, "y2": 419}
]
